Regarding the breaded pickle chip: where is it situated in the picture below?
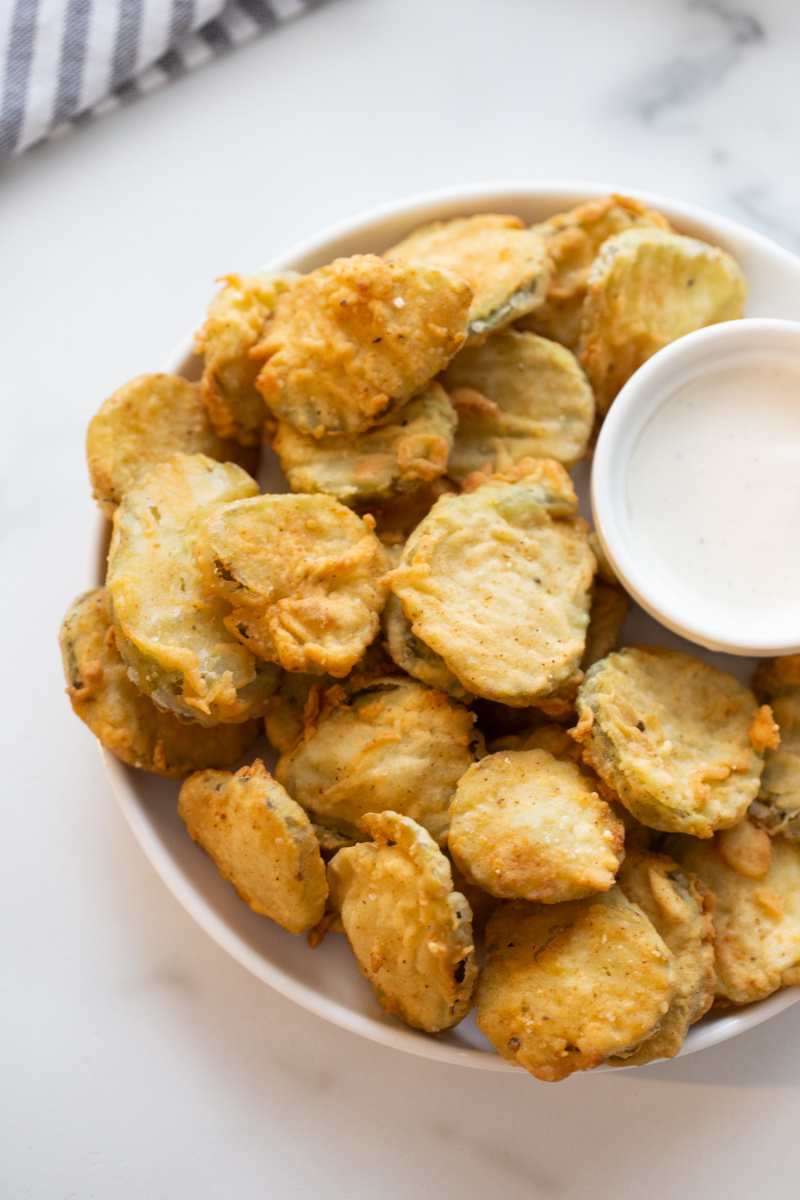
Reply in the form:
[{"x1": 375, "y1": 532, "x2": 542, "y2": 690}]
[
  {"x1": 86, "y1": 374, "x2": 256, "y2": 517},
  {"x1": 106, "y1": 454, "x2": 278, "y2": 726},
  {"x1": 196, "y1": 271, "x2": 297, "y2": 445},
  {"x1": 581, "y1": 582, "x2": 630, "y2": 671},
  {"x1": 387, "y1": 459, "x2": 595, "y2": 707},
  {"x1": 440, "y1": 330, "x2": 594, "y2": 482},
  {"x1": 521, "y1": 194, "x2": 672, "y2": 349},
  {"x1": 196, "y1": 493, "x2": 390, "y2": 677},
  {"x1": 449, "y1": 749, "x2": 624, "y2": 902},
  {"x1": 253, "y1": 255, "x2": 471, "y2": 436},
  {"x1": 275, "y1": 676, "x2": 483, "y2": 843},
  {"x1": 178, "y1": 760, "x2": 327, "y2": 933},
  {"x1": 609, "y1": 847, "x2": 715, "y2": 1065},
  {"x1": 385, "y1": 214, "x2": 549, "y2": 343},
  {"x1": 476, "y1": 889, "x2": 676, "y2": 1081},
  {"x1": 751, "y1": 655, "x2": 800, "y2": 839},
  {"x1": 60, "y1": 590, "x2": 261, "y2": 777},
  {"x1": 578, "y1": 228, "x2": 746, "y2": 415},
  {"x1": 574, "y1": 647, "x2": 769, "y2": 837},
  {"x1": 667, "y1": 819, "x2": 800, "y2": 1004},
  {"x1": 382, "y1": 592, "x2": 473, "y2": 702},
  {"x1": 328, "y1": 811, "x2": 477, "y2": 1031},
  {"x1": 273, "y1": 383, "x2": 456, "y2": 507}
]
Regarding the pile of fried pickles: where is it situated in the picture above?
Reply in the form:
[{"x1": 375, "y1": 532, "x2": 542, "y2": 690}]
[{"x1": 61, "y1": 196, "x2": 800, "y2": 1082}]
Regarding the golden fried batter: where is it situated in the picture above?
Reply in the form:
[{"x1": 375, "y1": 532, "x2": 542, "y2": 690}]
[
  {"x1": 60, "y1": 590, "x2": 261, "y2": 777},
  {"x1": 752, "y1": 655, "x2": 800, "y2": 839},
  {"x1": 196, "y1": 493, "x2": 390, "y2": 677},
  {"x1": 440, "y1": 330, "x2": 594, "y2": 482},
  {"x1": 275, "y1": 676, "x2": 483, "y2": 843},
  {"x1": 273, "y1": 383, "x2": 456, "y2": 507},
  {"x1": 609, "y1": 846, "x2": 715, "y2": 1065},
  {"x1": 106, "y1": 454, "x2": 279, "y2": 726},
  {"x1": 178, "y1": 760, "x2": 327, "y2": 933},
  {"x1": 86, "y1": 373, "x2": 256, "y2": 517},
  {"x1": 385, "y1": 214, "x2": 549, "y2": 343},
  {"x1": 520, "y1": 194, "x2": 672, "y2": 349},
  {"x1": 196, "y1": 271, "x2": 297, "y2": 445},
  {"x1": 382, "y1": 592, "x2": 473, "y2": 702},
  {"x1": 328, "y1": 811, "x2": 477, "y2": 1031},
  {"x1": 387, "y1": 459, "x2": 595, "y2": 706},
  {"x1": 667, "y1": 819, "x2": 800, "y2": 1004},
  {"x1": 574, "y1": 647, "x2": 768, "y2": 837},
  {"x1": 581, "y1": 582, "x2": 630, "y2": 671},
  {"x1": 253, "y1": 255, "x2": 471, "y2": 436},
  {"x1": 578, "y1": 228, "x2": 746, "y2": 415},
  {"x1": 448, "y1": 749, "x2": 624, "y2": 902},
  {"x1": 476, "y1": 889, "x2": 676, "y2": 1081}
]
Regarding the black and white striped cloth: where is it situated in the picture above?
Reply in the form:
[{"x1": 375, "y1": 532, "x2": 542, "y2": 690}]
[{"x1": 0, "y1": 0, "x2": 325, "y2": 165}]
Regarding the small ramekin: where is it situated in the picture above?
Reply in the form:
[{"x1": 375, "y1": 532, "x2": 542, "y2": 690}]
[{"x1": 591, "y1": 317, "x2": 800, "y2": 656}]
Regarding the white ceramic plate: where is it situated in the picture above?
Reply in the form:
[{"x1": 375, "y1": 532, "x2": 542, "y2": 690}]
[{"x1": 95, "y1": 181, "x2": 800, "y2": 1072}]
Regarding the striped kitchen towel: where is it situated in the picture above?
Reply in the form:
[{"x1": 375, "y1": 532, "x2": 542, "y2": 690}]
[{"x1": 0, "y1": 0, "x2": 326, "y2": 165}]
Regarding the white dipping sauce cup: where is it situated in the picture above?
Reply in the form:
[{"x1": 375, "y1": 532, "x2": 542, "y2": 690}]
[{"x1": 592, "y1": 318, "x2": 800, "y2": 656}]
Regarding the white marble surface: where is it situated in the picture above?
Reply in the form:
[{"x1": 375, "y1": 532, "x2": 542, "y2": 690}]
[{"x1": 2, "y1": 1, "x2": 799, "y2": 1196}]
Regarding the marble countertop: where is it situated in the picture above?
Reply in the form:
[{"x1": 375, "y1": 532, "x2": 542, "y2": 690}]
[{"x1": 2, "y1": 1, "x2": 799, "y2": 1196}]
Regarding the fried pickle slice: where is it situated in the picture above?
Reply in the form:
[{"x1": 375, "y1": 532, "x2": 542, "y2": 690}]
[
  {"x1": 751, "y1": 655, "x2": 800, "y2": 839},
  {"x1": 608, "y1": 847, "x2": 715, "y2": 1065},
  {"x1": 196, "y1": 493, "x2": 390, "y2": 677},
  {"x1": 178, "y1": 760, "x2": 327, "y2": 933},
  {"x1": 106, "y1": 453, "x2": 279, "y2": 726},
  {"x1": 196, "y1": 271, "x2": 297, "y2": 445},
  {"x1": 60, "y1": 590, "x2": 262, "y2": 777},
  {"x1": 328, "y1": 811, "x2": 477, "y2": 1031},
  {"x1": 476, "y1": 888, "x2": 676, "y2": 1081},
  {"x1": 273, "y1": 383, "x2": 456, "y2": 507},
  {"x1": 448, "y1": 748, "x2": 624, "y2": 902},
  {"x1": 581, "y1": 582, "x2": 630, "y2": 671},
  {"x1": 387, "y1": 459, "x2": 595, "y2": 706},
  {"x1": 86, "y1": 374, "x2": 257, "y2": 518},
  {"x1": 385, "y1": 214, "x2": 549, "y2": 344},
  {"x1": 382, "y1": 592, "x2": 473, "y2": 702},
  {"x1": 578, "y1": 228, "x2": 746, "y2": 415},
  {"x1": 275, "y1": 676, "x2": 483, "y2": 844},
  {"x1": 574, "y1": 647, "x2": 770, "y2": 837},
  {"x1": 520, "y1": 194, "x2": 672, "y2": 349},
  {"x1": 667, "y1": 819, "x2": 800, "y2": 1004},
  {"x1": 252, "y1": 255, "x2": 471, "y2": 436},
  {"x1": 440, "y1": 330, "x2": 594, "y2": 482}
]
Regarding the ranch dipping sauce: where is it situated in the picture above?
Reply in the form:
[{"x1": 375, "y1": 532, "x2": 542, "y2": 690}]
[{"x1": 625, "y1": 358, "x2": 800, "y2": 631}]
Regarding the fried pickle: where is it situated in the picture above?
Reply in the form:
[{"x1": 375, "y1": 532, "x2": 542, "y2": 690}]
[
  {"x1": 196, "y1": 271, "x2": 297, "y2": 445},
  {"x1": 328, "y1": 810, "x2": 477, "y2": 1031},
  {"x1": 448, "y1": 748, "x2": 624, "y2": 902},
  {"x1": 476, "y1": 889, "x2": 677, "y2": 1081},
  {"x1": 382, "y1": 592, "x2": 474, "y2": 702},
  {"x1": 86, "y1": 373, "x2": 257, "y2": 518},
  {"x1": 385, "y1": 214, "x2": 549, "y2": 344},
  {"x1": 667, "y1": 819, "x2": 800, "y2": 1004},
  {"x1": 106, "y1": 453, "x2": 279, "y2": 726},
  {"x1": 578, "y1": 228, "x2": 746, "y2": 415},
  {"x1": 60, "y1": 590, "x2": 261, "y2": 776},
  {"x1": 275, "y1": 676, "x2": 483, "y2": 843},
  {"x1": 751, "y1": 655, "x2": 800, "y2": 839},
  {"x1": 608, "y1": 846, "x2": 715, "y2": 1065},
  {"x1": 273, "y1": 383, "x2": 456, "y2": 507},
  {"x1": 440, "y1": 330, "x2": 594, "y2": 482},
  {"x1": 520, "y1": 194, "x2": 672, "y2": 349},
  {"x1": 574, "y1": 647, "x2": 769, "y2": 837},
  {"x1": 178, "y1": 760, "x2": 327, "y2": 933},
  {"x1": 252, "y1": 255, "x2": 471, "y2": 436},
  {"x1": 387, "y1": 459, "x2": 595, "y2": 707},
  {"x1": 366, "y1": 477, "x2": 457, "y2": 546},
  {"x1": 196, "y1": 493, "x2": 390, "y2": 677}
]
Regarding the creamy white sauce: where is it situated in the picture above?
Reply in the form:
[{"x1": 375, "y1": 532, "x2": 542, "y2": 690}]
[{"x1": 626, "y1": 359, "x2": 800, "y2": 628}]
